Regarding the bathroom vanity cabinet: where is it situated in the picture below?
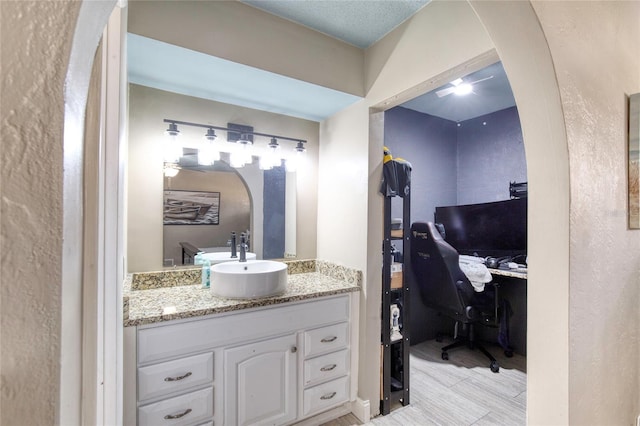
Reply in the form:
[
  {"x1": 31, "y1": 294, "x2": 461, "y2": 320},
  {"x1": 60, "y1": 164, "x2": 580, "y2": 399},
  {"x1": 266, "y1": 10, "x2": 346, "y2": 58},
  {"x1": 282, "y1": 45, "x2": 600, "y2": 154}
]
[{"x1": 124, "y1": 293, "x2": 358, "y2": 425}]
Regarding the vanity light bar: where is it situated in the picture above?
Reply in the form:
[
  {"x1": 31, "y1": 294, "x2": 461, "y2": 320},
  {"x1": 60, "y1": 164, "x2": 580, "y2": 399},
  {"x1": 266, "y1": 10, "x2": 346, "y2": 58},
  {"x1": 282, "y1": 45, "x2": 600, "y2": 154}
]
[{"x1": 162, "y1": 119, "x2": 307, "y2": 145}]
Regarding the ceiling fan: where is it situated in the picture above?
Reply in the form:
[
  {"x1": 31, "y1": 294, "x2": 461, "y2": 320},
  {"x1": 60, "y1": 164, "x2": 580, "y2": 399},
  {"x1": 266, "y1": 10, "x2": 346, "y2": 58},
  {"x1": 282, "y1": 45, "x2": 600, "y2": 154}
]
[{"x1": 435, "y1": 75, "x2": 494, "y2": 98}]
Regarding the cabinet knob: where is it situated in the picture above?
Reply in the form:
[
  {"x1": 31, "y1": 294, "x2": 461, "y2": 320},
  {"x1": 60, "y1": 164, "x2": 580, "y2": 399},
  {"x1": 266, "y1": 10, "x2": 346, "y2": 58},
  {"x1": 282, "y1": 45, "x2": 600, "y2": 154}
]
[
  {"x1": 291, "y1": 346, "x2": 297, "y2": 353},
  {"x1": 164, "y1": 371, "x2": 192, "y2": 382},
  {"x1": 164, "y1": 408, "x2": 192, "y2": 420},
  {"x1": 320, "y1": 364, "x2": 337, "y2": 372},
  {"x1": 320, "y1": 392, "x2": 337, "y2": 400},
  {"x1": 320, "y1": 336, "x2": 337, "y2": 343}
]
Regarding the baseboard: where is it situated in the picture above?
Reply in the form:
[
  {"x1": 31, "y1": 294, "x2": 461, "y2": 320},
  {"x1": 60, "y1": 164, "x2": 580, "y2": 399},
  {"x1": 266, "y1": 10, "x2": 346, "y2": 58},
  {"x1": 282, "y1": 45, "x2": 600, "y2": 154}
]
[
  {"x1": 351, "y1": 398, "x2": 370, "y2": 424},
  {"x1": 293, "y1": 403, "x2": 352, "y2": 426}
]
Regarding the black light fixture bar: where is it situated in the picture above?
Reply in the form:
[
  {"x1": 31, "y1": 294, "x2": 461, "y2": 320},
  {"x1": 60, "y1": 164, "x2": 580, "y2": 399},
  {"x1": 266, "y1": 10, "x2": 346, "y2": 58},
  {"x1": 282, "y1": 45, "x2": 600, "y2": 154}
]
[{"x1": 163, "y1": 118, "x2": 307, "y2": 144}]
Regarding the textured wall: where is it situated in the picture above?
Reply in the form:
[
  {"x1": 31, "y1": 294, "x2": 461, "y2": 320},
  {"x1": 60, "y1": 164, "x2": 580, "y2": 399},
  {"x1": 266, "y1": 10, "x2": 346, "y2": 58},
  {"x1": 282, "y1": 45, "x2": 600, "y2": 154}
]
[
  {"x1": 457, "y1": 106, "x2": 526, "y2": 204},
  {"x1": 0, "y1": 1, "x2": 81, "y2": 423},
  {"x1": 532, "y1": 1, "x2": 640, "y2": 424},
  {"x1": 384, "y1": 106, "x2": 458, "y2": 223}
]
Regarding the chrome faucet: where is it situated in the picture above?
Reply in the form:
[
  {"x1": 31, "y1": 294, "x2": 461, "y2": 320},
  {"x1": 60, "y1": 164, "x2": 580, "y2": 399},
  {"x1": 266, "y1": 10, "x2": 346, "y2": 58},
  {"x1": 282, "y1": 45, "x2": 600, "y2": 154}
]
[
  {"x1": 229, "y1": 232, "x2": 237, "y2": 258},
  {"x1": 239, "y1": 233, "x2": 248, "y2": 262}
]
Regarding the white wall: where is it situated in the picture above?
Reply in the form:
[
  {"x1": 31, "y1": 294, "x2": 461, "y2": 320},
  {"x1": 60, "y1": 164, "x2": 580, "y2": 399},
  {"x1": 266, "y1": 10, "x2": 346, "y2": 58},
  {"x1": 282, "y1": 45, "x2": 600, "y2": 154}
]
[
  {"x1": 127, "y1": 0, "x2": 364, "y2": 97},
  {"x1": 531, "y1": 1, "x2": 640, "y2": 423},
  {"x1": 127, "y1": 84, "x2": 319, "y2": 272}
]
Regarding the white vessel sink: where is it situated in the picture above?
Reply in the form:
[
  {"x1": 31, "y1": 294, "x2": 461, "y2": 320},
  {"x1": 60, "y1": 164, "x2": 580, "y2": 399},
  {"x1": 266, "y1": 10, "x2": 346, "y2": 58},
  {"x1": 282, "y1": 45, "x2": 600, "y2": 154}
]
[
  {"x1": 200, "y1": 251, "x2": 256, "y2": 264},
  {"x1": 210, "y1": 260, "x2": 288, "y2": 299}
]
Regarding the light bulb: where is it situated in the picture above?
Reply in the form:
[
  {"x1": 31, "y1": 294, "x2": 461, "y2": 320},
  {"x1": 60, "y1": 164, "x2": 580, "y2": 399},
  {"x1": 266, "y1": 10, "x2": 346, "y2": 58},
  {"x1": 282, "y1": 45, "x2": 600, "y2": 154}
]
[
  {"x1": 229, "y1": 151, "x2": 245, "y2": 168},
  {"x1": 454, "y1": 83, "x2": 473, "y2": 96},
  {"x1": 198, "y1": 142, "x2": 220, "y2": 165},
  {"x1": 163, "y1": 122, "x2": 183, "y2": 163}
]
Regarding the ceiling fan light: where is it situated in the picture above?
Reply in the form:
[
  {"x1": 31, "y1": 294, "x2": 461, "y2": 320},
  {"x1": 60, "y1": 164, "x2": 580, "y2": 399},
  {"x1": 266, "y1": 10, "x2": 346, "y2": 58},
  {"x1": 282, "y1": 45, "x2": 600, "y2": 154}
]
[{"x1": 454, "y1": 83, "x2": 473, "y2": 96}]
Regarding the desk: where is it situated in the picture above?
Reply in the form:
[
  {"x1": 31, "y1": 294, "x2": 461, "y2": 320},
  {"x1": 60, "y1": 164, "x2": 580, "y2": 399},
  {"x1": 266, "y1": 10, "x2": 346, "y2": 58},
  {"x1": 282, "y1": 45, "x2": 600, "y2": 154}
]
[
  {"x1": 487, "y1": 268, "x2": 527, "y2": 355},
  {"x1": 488, "y1": 267, "x2": 527, "y2": 280}
]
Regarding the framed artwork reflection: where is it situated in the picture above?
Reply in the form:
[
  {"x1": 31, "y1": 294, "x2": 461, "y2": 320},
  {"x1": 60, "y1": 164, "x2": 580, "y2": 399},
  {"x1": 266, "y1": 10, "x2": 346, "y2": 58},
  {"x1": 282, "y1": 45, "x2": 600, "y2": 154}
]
[
  {"x1": 163, "y1": 190, "x2": 220, "y2": 225},
  {"x1": 629, "y1": 93, "x2": 640, "y2": 229}
]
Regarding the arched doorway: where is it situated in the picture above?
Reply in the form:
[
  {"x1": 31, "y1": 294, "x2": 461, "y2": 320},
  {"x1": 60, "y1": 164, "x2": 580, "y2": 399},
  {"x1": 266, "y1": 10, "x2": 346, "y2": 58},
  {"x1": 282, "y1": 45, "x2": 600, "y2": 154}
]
[{"x1": 62, "y1": 1, "x2": 569, "y2": 423}]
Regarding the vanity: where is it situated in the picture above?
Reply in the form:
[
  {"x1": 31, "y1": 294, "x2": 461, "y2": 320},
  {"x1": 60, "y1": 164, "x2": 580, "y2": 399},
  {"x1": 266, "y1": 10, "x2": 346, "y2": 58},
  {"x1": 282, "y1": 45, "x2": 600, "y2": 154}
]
[{"x1": 123, "y1": 260, "x2": 361, "y2": 426}]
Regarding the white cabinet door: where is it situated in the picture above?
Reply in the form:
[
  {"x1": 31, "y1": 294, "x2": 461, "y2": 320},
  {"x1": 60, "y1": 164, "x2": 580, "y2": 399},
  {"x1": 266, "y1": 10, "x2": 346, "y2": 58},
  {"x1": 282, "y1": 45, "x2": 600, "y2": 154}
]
[{"x1": 224, "y1": 333, "x2": 298, "y2": 426}]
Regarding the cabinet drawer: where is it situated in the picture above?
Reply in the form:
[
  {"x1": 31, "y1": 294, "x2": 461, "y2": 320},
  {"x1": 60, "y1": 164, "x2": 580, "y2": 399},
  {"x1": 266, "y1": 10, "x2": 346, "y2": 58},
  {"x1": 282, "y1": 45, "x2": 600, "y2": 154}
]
[
  {"x1": 304, "y1": 322, "x2": 348, "y2": 358},
  {"x1": 138, "y1": 387, "x2": 213, "y2": 426},
  {"x1": 138, "y1": 295, "x2": 349, "y2": 364},
  {"x1": 304, "y1": 349, "x2": 349, "y2": 387},
  {"x1": 302, "y1": 376, "x2": 349, "y2": 417},
  {"x1": 138, "y1": 352, "x2": 214, "y2": 402}
]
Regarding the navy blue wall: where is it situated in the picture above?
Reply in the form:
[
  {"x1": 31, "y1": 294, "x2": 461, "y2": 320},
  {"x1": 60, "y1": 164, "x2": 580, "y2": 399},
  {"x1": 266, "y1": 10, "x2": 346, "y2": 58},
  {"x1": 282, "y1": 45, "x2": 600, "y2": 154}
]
[
  {"x1": 457, "y1": 107, "x2": 527, "y2": 204},
  {"x1": 383, "y1": 107, "x2": 458, "y2": 224},
  {"x1": 263, "y1": 166, "x2": 286, "y2": 259},
  {"x1": 384, "y1": 105, "x2": 525, "y2": 216}
]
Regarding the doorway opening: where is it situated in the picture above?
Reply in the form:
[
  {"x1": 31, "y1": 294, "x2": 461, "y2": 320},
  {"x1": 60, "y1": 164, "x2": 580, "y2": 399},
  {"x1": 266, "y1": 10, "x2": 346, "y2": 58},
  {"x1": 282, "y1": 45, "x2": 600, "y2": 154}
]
[{"x1": 378, "y1": 58, "x2": 528, "y2": 423}]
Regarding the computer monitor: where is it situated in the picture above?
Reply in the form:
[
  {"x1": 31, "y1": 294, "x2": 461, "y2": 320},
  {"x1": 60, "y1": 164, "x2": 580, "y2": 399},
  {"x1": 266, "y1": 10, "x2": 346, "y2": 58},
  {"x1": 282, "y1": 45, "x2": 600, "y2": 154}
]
[{"x1": 434, "y1": 198, "x2": 527, "y2": 258}]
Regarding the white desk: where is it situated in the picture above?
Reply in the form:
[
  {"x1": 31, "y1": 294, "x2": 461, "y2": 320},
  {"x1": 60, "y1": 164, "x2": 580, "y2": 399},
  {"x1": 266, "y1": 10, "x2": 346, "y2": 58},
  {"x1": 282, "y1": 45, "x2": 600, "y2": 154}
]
[{"x1": 488, "y1": 268, "x2": 527, "y2": 280}]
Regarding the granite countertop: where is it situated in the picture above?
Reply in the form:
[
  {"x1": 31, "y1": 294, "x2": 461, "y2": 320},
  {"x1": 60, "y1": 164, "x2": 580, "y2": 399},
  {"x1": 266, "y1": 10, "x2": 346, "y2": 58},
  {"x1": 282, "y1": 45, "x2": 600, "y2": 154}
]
[{"x1": 124, "y1": 260, "x2": 361, "y2": 327}]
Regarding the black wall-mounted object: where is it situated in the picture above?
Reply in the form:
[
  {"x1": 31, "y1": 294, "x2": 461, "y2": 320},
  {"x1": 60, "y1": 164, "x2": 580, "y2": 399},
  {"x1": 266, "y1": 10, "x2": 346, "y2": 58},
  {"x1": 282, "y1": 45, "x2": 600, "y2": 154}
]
[{"x1": 509, "y1": 181, "x2": 528, "y2": 199}]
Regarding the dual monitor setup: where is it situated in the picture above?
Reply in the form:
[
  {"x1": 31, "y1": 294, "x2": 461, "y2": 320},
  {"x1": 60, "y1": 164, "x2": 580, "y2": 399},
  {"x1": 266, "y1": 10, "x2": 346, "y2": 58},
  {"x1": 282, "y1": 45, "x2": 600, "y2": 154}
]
[{"x1": 433, "y1": 196, "x2": 527, "y2": 268}]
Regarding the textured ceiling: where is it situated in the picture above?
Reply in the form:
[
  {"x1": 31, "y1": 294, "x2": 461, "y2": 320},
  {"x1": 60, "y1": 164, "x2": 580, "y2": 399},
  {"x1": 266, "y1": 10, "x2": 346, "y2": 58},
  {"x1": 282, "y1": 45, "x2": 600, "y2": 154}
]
[
  {"x1": 402, "y1": 61, "x2": 516, "y2": 122},
  {"x1": 240, "y1": 0, "x2": 431, "y2": 48}
]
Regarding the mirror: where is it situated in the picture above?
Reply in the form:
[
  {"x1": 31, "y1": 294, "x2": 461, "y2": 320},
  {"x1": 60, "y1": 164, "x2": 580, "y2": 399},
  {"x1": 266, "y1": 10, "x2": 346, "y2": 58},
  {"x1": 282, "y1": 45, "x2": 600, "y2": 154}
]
[
  {"x1": 162, "y1": 153, "x2": 296, "y2": 266},
  {"x1": 126, "y1": 83, "x2": 309, "y2": 273}
]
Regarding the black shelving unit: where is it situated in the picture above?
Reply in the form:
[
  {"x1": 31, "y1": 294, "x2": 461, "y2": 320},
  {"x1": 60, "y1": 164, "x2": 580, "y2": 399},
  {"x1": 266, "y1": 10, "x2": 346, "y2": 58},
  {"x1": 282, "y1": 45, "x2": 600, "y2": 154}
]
[{"x1": 381, "y1": 187, "x2": 411, "y2": 415}]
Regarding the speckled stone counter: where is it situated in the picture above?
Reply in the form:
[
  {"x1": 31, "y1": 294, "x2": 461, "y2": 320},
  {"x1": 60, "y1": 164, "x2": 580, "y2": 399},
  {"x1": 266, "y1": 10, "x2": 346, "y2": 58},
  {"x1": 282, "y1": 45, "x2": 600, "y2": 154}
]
[{"x1": 124, "y1": 259, "x2": 361, "y2": 327}]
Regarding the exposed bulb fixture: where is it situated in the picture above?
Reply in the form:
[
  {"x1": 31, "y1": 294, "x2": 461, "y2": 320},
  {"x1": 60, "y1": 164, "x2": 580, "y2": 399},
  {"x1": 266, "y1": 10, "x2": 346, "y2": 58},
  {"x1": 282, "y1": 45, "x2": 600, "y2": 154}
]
[
  {"x1": 204, "y1": 127, "x2": 217, "y2": 141},
  {"x1": 161, "y1": 119, "x2": 307, "y2": 171},
  {"x1": 285, "y1": 141, "x2": 306, "y2": 172},
  {"x1": 198, "y1": 128, "x2": 220, "y2": 165},
  {"x1": 163, "y1": 122, "x2": 183, "y2": 163},
  {"x1": 260, "y1": 138, "x2": 280, "y2": 170}
]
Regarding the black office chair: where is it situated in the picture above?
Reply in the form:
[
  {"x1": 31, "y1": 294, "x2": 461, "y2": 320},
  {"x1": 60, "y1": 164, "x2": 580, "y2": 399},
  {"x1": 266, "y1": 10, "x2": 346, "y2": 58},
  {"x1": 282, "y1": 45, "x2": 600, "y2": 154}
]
[{"x1": 410, "y1": 221, "x2": 501, "y2": 373}]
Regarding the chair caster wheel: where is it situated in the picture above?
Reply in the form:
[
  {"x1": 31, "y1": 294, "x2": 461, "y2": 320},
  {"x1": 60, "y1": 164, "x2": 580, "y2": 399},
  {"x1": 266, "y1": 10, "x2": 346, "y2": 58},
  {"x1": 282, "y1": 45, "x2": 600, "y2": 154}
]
[
  {"x1": 504, "y1": 350, "x2": 514, "y2": 358},
  {"x1": 490, "y1": 361, "x2": 500, "y2": 373},
  {"x1": 435, "y1": 333, "x2": 443, "y2": 343},
  {"x1": 441, "y1": 352, "x2": 449, "y2": 361}
]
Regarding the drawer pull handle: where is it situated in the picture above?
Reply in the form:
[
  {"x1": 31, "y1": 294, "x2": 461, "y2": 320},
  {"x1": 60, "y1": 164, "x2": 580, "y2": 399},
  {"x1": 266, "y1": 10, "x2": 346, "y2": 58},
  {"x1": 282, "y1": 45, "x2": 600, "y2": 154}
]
[
  {"x1": 164, "y1": 372, "x2": 192, "y2": 382},
  {"x1": 320, "y1": 364, "x2": 337, "y2": 372},
  {"x1": 320, "y1": 392, "x2": 337, "y2": 400},
  {"x1": 164, "y1": 408, "x2": 192, "y2": 420},
  {"x1": 321, "y1": 336, "x2": 337, "y2": 343}
]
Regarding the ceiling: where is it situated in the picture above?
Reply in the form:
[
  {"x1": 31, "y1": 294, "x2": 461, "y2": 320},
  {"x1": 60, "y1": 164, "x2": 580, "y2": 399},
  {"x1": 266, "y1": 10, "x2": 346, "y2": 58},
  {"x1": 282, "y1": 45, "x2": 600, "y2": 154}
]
[
  {"x1": 239, "y1": 0, "x2": 432, "y2": 49},
  {"x1": 128, "y1": 0, "x2": 515, "y2": 123}
]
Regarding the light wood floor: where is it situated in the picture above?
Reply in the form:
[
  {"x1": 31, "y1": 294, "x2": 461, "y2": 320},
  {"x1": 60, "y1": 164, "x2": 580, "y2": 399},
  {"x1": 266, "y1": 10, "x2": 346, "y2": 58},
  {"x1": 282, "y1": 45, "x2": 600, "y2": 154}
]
[{"x1": 322, "y1": 338, "x2": 526, "y2": 426}]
